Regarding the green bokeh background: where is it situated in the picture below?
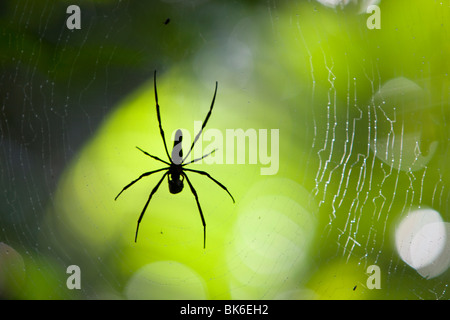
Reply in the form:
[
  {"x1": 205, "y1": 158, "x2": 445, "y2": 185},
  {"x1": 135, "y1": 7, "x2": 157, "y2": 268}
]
[{"x1": 0, "y1": 0, "x2": 449, "y2": 299}]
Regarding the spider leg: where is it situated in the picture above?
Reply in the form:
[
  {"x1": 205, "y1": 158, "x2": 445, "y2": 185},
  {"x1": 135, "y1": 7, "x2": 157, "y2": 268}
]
[
  {"x1": 182, "y1": 148, "x2": 217, "y2": 166},
  {"x1": 184, "y1": 168, "x2": 235, "y2": 203},
  {"x1": 136, "y1": 146, "x2": 170, "y2": 166},
  {"x1": 183, "y1": 173, "x2": 206, "y2": 249},
  {"x1": 182, "y1": 81, "x2": 218, "y2": 163},
  {"x1": 135, "y1": 171, "x2": 169, "y2": 242},
  {"x1": 114, "y1": 167, "x2": 169, "y2": 201},
  {"x1": 154, "y1": 70, "x2": 172, "y2": 163}
]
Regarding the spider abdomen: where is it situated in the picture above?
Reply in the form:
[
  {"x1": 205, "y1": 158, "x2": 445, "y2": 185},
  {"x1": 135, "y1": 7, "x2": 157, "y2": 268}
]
[{"x1": 168, "y1": 170, "x2": 184, "y2": 194}]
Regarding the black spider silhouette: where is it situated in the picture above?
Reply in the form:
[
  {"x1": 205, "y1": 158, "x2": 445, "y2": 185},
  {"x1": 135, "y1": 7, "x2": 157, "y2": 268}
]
[{"x1": 115, "y1": 71, "x2": 235, "y2": 248}]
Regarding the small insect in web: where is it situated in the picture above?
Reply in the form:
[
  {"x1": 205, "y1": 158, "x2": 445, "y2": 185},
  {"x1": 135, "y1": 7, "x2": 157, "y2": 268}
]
[{"x1": 115, "y1": 70, "x2": 235, "y2": 248}]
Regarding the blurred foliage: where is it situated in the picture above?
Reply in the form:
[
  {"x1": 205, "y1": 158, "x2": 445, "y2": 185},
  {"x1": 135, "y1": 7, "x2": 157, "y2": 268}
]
[{"x1": 0, "y1": 0, "x2": 449, "y2": 299}]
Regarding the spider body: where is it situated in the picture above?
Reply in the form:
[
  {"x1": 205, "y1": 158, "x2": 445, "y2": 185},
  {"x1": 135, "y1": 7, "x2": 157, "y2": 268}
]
[
  {"x1": 168, "y1": 129, "x2": 184, "y2": 194},
  {"x1": 168, "y1": 166, "x2": 184, "y2": 194},
  {"x1": 115, "y1": 71, "x2": 234, "y2": 248}
]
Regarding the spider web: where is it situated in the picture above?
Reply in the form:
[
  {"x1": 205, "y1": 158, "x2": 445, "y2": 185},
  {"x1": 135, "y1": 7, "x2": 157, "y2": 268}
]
[
  {"x1": 300, "y1": 0, "x2": 450, "y2": 298},
  {"x1": 0, "y1": 0, "x2": 449, "y2": 300}
]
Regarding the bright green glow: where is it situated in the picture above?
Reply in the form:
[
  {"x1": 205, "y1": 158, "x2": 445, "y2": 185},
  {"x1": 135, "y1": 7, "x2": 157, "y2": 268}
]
[
  {"x1": 306, "y1": 259, "x2": 373, "y2": 300},
  {"x1": 125, "y1": 261, "x2": 208, "y2": 300},
  {"x1": 226, "y1": 178, "x2": 317, "y2": 299}
]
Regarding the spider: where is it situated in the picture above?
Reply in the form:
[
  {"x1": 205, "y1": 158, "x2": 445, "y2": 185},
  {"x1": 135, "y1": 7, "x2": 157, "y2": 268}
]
[{"x1": 115, "y1": 70, "x2": 235, "y2": 248}]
